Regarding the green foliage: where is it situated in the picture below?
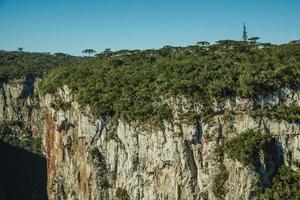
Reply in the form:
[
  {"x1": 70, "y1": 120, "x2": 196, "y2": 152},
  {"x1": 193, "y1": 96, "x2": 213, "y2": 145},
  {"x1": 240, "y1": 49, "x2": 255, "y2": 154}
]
[
  {"x1": 0, "y1": 124, "x2": 42, "y2": 155},
  {"x1": 259, "y1": 166, "x2": 300, "y2": 200},
  {"x1": 251, "y1": 104, "x2": 300, "y2": 123},
  {"x1": 224, "y1": 130, "x2": 273, "y2": 166},
  {"x1": 0, "y1": 50, "x2": 76, "y2": 80},
  {"x1": 115, "y1": 187, "x2": 130, "y2": 200},
  {"x1": 292, "y1": 160, "x2": 300, "y2": 168},
  {"x1": 82, "y1": 49, "x2": 96, "y2": 56},
  {"x1": 50, "y1": 99, "x2": 71, "y2": 112},
  {"x1": 28, "y1": 42, "x2": 300, "y2": 122},
  {"x1": 90, "y1": 148, "x2": 110, "y2": 189},
  {"x1": 18, "y1": 138, "x2": 42, "y2": 155},
  {"x1": 212, "y1": 164, "x2": 229, "y2": 199}
]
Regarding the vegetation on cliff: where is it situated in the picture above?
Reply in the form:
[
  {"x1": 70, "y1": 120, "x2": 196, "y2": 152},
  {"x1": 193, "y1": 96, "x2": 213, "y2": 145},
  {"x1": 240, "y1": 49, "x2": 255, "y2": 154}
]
[
  {"x1": 1, "y1": 41, "x2": 300, "y2": 123},
  {"x1": 0, "y1": 50, "x2": 77, "y2": 80},
  {"x1": 39, "y1": 41, "x2": 300, "y2": 122},
  {"x1": 224, "y1": 129, "x2": 273, "y2": 166},
  {"x1": 0, "y1": 123, "x2": 42, "y2": 155},
  {"x1": 212, "y1": 163, "x2": 229, "y2": 199},
  {"x1": 2, "y1": 42, "x2": 300, "y2": 199},
  {"x1": 251, "y1": 104, "x2": 300, "y2": 123},
  {"x1": 223, "y1": 130, "x2": 300, "y2": 199},
  {"x1": 260, "y1": 166, "x2": 300, "y2": 200}
]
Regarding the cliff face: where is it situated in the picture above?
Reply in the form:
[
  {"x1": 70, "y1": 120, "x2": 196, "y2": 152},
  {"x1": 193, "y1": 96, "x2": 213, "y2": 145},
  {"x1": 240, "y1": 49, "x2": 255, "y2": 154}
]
[
  {"x1": 1, "y1": 79, "x2": 300, "y2": 200},
  {"x1": 43, "y1": 86, "x2": 300, "y2": 200},
  {"x1": 0, "y1": 79, "x2": 47, "y2": 200},
  {"x1": 0, "y1": 78, "x2": 44, "y2": 138}
]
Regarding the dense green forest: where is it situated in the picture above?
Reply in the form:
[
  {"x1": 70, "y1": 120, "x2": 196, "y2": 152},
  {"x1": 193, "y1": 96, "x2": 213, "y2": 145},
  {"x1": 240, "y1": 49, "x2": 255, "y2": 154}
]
[
  {"x1": 39, "y1": 40, "x2": 300, "y2": 122},
  {"x1": 1, "y1": 40, "x2": 300, "y2": 123},
  {"x1": 1, "y1": 40, "x2": 300, "y2": 199},
  {"x1": 0, "y1": 50, "x2": 77, "y2": 79}
]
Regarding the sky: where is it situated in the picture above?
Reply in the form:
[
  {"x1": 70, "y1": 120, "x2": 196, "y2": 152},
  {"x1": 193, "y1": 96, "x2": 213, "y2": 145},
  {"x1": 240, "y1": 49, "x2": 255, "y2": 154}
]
[{"x1": 0, "y1": 0, "x2": 300, "y2": 55}]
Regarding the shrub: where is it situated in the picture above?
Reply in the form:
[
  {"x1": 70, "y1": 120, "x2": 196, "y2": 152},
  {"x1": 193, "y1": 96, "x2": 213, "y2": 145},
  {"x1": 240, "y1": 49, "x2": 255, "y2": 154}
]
[
  {"x1": 115, "y1": 187, "x2": 130, "y2": 200},
  {"x1": 224, "y1": 130, "x2": 273, "y2": 166},
  {"x1": 251, "y1": 104, "x2": 300, "y2": 123},
  {"x1": 259, "y1": 166, "x2": 300, "y2": 200},
  {"x1": 0, "y1": 124, "x2": 42, "y2": 155},
  {"x1": 50, "y1": 99, "x2": 71, "y2": 112},
  {"x1": 212, "y1": 164, "x2": 229, "y2": 199}
]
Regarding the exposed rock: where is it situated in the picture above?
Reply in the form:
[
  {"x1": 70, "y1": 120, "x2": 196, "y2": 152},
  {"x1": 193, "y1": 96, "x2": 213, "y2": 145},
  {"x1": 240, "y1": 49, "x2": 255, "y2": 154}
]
[
  {"x1": 1, "y1": 79, "x2": 300, "y2": 200},
  {"x1": 42, "y1": 86, "x2": 300, "y2": 200},
  {"x1": 0, "y1": 78, "x2": 44, "y2": 139}
]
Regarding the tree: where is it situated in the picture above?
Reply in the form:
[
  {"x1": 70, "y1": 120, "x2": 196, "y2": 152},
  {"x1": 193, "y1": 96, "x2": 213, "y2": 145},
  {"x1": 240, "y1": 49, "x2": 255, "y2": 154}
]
[
  {"x1": 289, "y1": 40, "x2": 300, "y2": 44},
  {"x1": 54, "y1": 52, "x2": 70, "y2": 57},
  {"x1": 81, "y1": 49, "x2": 96, "y2": 56},
  {"x1": 96, "y1": 48, "x2": 113, "y2": 59},
  {"x1": 216, "y1": 40, "x2": 240, "y2": 49},
  {"x1": 18, "y1": 47, "x2": 23, "y2": 52},
  {"x1": 248, "y1": 37, "x2": 260, "y2": 42},
  {"x1": 248, "y1": 37, "x2": 261, "y2": 47},
  {"x1": 54, "y1": 52, "x2": 71, "y2": 62},
  {"x1": 242, "y1": 23, "x2": 248, "y2": 42},
  {"x1": 261, "y1": 43, "x2": 273, "y2": 48},
  {"x1": 196, "y1": 41, "x2": 210, "y2": 47},
  {"x1": 103, "y1": 48, "x2": 112, "y2": 55}
]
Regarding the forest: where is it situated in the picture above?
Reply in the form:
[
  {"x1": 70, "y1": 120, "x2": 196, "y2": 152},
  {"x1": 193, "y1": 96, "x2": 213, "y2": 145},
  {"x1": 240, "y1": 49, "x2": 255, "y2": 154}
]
[
  {"x1": 1, "y1": 39, "x2": 300, "y2": 199},
  {"x1": 1, "y1": 40, "x2": 300, "y2": 123},
  {"x1": 36, "y1": 40, "x2": 300, "y2": 123}
]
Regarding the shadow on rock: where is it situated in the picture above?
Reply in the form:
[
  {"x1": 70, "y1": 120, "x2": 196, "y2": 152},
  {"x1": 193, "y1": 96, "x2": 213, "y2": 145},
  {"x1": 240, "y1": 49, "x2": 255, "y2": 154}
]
[{"x1": 252, "y1": 138, "x2": 284, "y2": 187}]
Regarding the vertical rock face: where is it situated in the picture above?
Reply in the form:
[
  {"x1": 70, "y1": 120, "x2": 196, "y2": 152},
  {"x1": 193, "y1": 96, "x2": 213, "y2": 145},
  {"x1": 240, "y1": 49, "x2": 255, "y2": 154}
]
[
  {"x1": 43, "y1": 86, "x2": 300, "y2": 200},
  {"x1": 0, "y1": 78, "x2": 44, "y2": 138},
  {"x1": 0, "y1": 78, "x2": 47, "y2": 200},
  {"x1": 0, "y1": 79, "x2": 299, "y2": 200}
]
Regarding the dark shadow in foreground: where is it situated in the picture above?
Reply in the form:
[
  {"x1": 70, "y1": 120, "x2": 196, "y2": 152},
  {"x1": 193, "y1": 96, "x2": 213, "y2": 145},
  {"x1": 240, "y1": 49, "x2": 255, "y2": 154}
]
[{"x1": 0, "y1": 141, "x2": 48, "y2": 200}]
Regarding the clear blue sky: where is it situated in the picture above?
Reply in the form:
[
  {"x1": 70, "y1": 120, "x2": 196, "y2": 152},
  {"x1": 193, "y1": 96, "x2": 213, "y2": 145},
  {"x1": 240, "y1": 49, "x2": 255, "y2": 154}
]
[{"x1": 1, "y1": 0, "x2": 300, "y2": 55}]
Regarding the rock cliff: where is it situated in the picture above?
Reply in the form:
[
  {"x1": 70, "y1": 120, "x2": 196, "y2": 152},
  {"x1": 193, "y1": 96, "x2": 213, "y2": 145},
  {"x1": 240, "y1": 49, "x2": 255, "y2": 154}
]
[
  {"x1": 0, "y1": 78, "x2": 44, "y2": 139},
  {"x1": 1, "y1": 79, "x2": 300, "y2": 200}
]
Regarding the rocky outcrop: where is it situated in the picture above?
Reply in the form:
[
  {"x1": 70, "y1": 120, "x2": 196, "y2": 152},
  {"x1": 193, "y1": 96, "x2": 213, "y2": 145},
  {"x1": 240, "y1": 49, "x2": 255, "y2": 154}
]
[
  {"x1": 0, "y1": 78, "x2": 44, "y2": 138},
  {"x1": 1, "y1": 79, "x2": 300, "y2": 200},
  {"x1": 0, "y1": 78, "x2": 47, "y2": 199},
  {"x1": 42, "y1": 86, "x2": 300, "y2": 200}
]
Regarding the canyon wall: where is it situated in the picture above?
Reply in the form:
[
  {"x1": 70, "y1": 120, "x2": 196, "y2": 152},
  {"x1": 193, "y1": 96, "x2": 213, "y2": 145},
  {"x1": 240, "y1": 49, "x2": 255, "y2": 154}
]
[
  {"x1": 1, "y1": 79, "x2": 300, "y2": 200},
  {"x1": 0, "y1": 78, "x2": 44, "y2": 138}
]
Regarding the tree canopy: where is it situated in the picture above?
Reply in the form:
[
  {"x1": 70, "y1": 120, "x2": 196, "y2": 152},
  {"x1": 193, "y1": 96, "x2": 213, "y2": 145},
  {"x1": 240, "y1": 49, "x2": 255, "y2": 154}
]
[
  {"x1": 39, "y1": 41, "x2": 300, "y2": 122},
  {"x1": 82, "y1": 49, "x2": 96, "y2": 56},
  {"x1": 0, "y1": 50, "x2": 77, "y2": 80}
]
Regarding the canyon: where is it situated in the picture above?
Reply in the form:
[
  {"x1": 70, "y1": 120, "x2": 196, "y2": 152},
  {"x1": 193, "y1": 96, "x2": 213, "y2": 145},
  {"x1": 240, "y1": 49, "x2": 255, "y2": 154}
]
[{"x1": 0, "y1": 77, "x2": 299, "y2": 200}]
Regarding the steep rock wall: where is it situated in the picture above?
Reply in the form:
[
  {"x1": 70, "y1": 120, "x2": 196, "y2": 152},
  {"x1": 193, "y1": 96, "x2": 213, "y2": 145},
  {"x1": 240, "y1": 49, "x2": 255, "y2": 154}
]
[
  {"x1": 43, "y1": 86, "x2": 300, "y2": 200},
  {"x1": 0, "y1": 79, "x2": 299, "y2": 200},
  {"x1": 0, "y1": 78, "x2": 44, "y2": 138}
]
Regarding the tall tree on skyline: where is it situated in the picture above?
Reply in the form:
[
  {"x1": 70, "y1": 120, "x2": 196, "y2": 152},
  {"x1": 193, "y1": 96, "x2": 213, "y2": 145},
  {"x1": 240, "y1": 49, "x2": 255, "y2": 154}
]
[
  {"x1": 243, "y1": 23, "x2": 248, "y2": 42},
  {"x1": 82, "y1": 49, "x2": 96, "y2": 56}
]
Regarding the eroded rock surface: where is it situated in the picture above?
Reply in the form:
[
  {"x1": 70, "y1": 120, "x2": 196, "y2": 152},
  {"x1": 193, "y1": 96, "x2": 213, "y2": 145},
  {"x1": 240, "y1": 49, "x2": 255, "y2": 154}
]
[
  {"x1": 42, "y1": 86, "x2": 300, "y2": 200},
  {"x1": 1, "y1": 79, "x2": 300, "y2": 200}
]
